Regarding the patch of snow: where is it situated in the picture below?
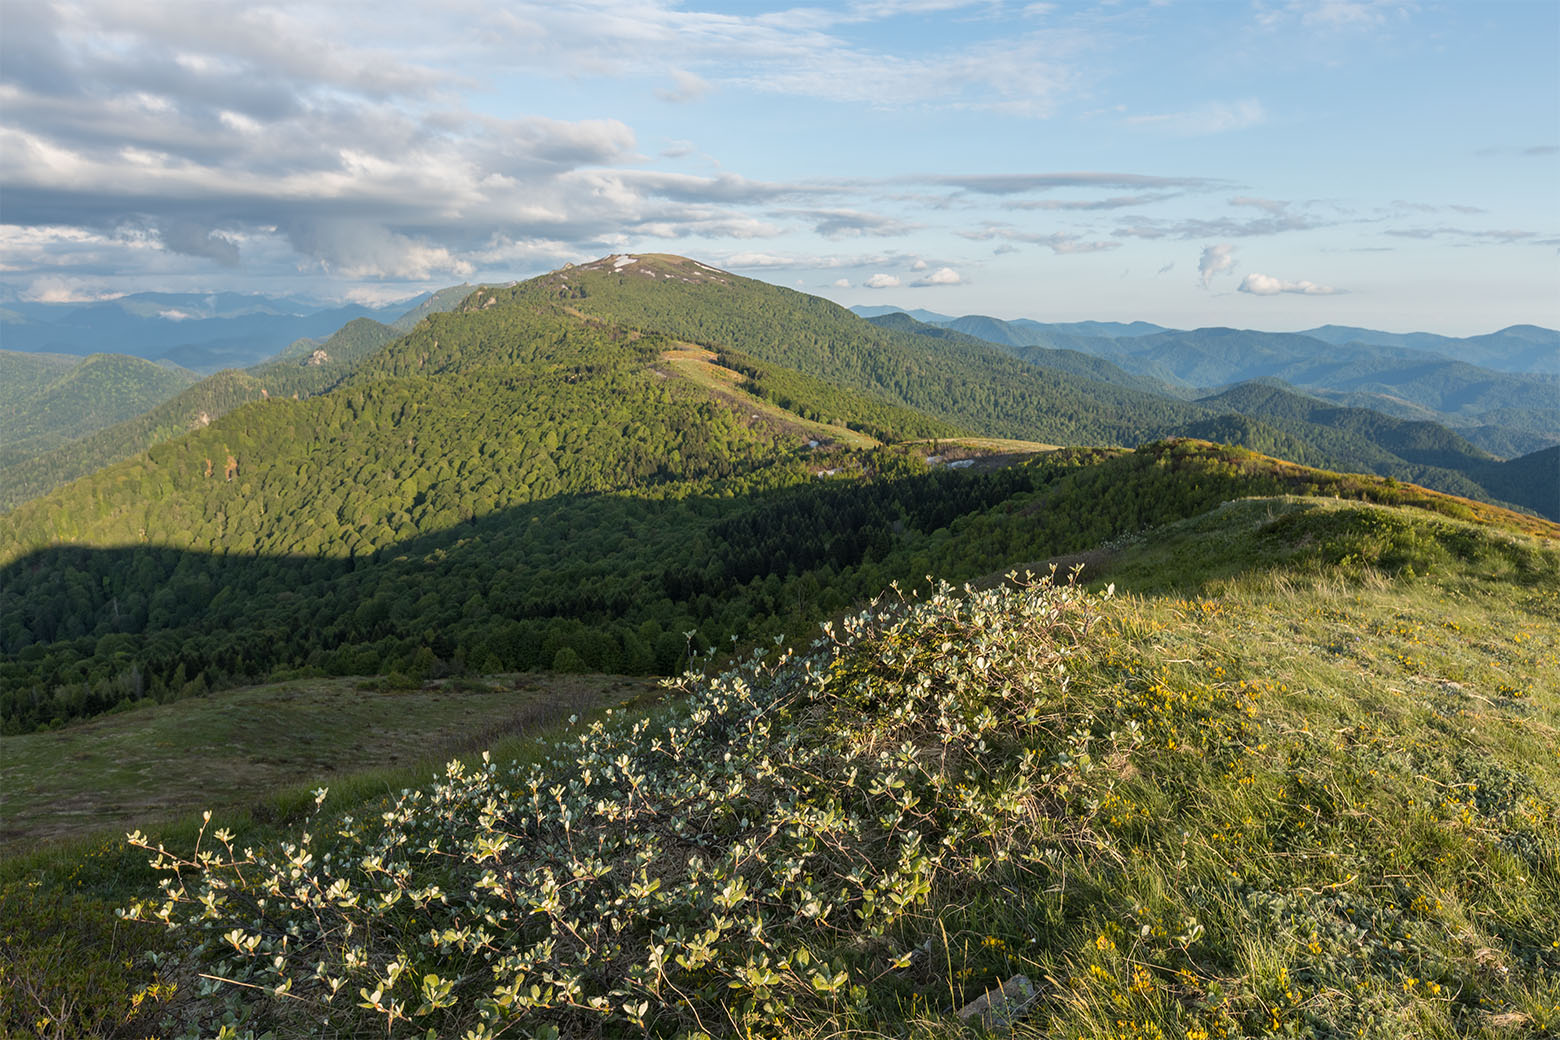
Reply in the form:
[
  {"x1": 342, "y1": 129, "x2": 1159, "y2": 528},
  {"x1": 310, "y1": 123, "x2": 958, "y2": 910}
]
[
  {"x1": 613, "y1": 255, "x2": 638, "y2": 269},
  {"x1": 949, "y1": 459, "x2": 975, "y2": 469}
]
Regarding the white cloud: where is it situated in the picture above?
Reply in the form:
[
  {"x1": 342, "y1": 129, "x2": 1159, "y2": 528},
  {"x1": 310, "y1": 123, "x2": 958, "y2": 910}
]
[
  {"x1": 832, "y1": 277, "x2": 852, "y2": 288},
  {"x1": 1238, "y1": 273, "x2": 1343, "y2": 295},
  {"x1": 20, "y1": 275, "x2": 127, "y2": 302},
  {"x1": 911, "y1": 258, "x2": 928, "y2": 270},
  {"x1": 1229, "y1": 196, "x2": 1289, "y2": 214},
  {"x1": 912, "y1": 266, "x2": 961, "y2": 286},
  {"x1": 865, "y1": 272, "x2": 902, "y2": 288},
  {"x1": 1127, "y1": 99, "x2": 1266, "y2": 135},
  {"x1": 1198, "y1": 243, "x2": 1236, "y2": 287},
  {"x1": 957, "y1": 226, "x2": 1118, "y2": 254},
  {"x1": 158, "y1": 308, "x2": 194, "y2": 320},
  {"x1": 656, "y1": 69, "x2": 711, "y2": 103}
]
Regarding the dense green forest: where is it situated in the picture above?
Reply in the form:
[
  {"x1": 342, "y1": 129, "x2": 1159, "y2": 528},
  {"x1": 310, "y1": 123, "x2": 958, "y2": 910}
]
[
  {"x1": 0, "y1": 316, "x2": 403, "y2": 511},
  {"x1": 0, "y1": 351, "x2": 198, "y2": 468},
  {"x1": 3, "y1": 437, "x2": 1544, "y2": 734},
  {"x1": 882, "y1": 308, "x2": 1556, "y2": 516}
]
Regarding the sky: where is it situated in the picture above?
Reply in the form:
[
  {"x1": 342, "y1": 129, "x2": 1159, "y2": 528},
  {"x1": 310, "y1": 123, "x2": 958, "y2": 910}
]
[{"x1": 2, "y1": 0, "x2": 1556, "y2": 334}]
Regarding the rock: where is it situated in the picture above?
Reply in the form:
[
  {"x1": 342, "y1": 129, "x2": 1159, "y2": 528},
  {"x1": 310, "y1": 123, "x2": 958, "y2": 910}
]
[{"x1": 955, "y1": 974, "x2": 1037, "y2": 1033}]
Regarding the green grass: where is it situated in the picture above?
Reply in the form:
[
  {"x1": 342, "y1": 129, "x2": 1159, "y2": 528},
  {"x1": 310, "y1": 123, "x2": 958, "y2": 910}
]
[
  {"x1": 3, "y1": 499, "x2": 1555, "y2": 1039},
  {"x1": 1, "y1": 672, "x2": 658, "y2": 853}
]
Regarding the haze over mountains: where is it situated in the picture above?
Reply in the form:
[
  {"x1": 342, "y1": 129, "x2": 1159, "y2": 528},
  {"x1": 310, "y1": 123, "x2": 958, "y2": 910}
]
[
  {"x1": 0, "y1": 290, "x2": 439, "y2": 373},
  {"x1": 856, "y1": 305, "x2": 1560, "y2": 458}
]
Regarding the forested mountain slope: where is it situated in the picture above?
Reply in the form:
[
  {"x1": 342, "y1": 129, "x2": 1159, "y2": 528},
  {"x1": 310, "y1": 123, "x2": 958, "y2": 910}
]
[
  {"x1": 1303, "y1": 322, "x2": 1560, "y2": 373},
  {"x1": 506, "y1": 254, "x2": 1210, "y2": 445},
  {"x1": 0, "y1": 311, "x2": 428, "y2": 512},
  {"x1": 878, "y1": 310, "x2": 1556, "y2": 515},
  {"x1": 6, "y1": 256, "x2": 1555, "y2": 736},
  {"x1": 0, "y1": 351, "x2": 197, "y2": 467},
  {"x1": 919, "y1": 311, "x2": 1558, "y2": 455}
]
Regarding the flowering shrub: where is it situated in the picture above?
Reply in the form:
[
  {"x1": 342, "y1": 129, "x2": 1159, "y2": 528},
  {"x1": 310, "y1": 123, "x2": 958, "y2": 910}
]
[{"x1": 126, "y1": 573, "x2": 1108, "y2": 1038}]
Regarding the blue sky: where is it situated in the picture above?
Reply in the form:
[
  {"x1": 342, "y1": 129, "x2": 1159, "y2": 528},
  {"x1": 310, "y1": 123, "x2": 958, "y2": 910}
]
[{"x1": 1, "y1": 0, "x2": 1555, "y2": 333}]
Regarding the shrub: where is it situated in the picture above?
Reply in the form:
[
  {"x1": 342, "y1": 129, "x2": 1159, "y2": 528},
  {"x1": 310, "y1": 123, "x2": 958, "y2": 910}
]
[{"x1": 126, "y1": 573, "x2": 1106, "y2": 1038}]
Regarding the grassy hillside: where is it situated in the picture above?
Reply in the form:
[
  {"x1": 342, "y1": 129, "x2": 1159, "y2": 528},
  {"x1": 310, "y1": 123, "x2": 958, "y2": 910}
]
[
  {"x1": 6, "y1": 492, "x2": 1554, "y2": 1039},
  {"x1": 6, "y1": 434, "x2": 1553, "y2": 737}
]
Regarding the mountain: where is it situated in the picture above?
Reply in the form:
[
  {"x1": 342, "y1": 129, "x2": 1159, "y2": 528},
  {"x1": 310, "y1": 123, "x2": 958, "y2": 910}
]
[
  {"x1": 0, "y1": 291, "x2": 420, "y2": 373},
  {"x1": 865, "y1": 312, "x2": 1182, "y2": 397},
  {"x1": 6, "y1": 255, "x2": 1556, "y2": 739},
  {"x1": 0, "y1": 296, "x2": 467, "y2": 513},
  {"x1": 1186, "y1": 381, "x2": 1534, "y2": 506},
  {"x1": 939, "y1": 318, "x2": 1558, "y2": 457},
  {"x1": 0, "y1": 351, "x2": 198, "y2": 467},
  {"x1": 875, "y1": 311, "x2": 1556, "y2": 514},
  {"x1": 1303, "y1": 322, "x2": 1560, "y2": 374},
  {"x1": 847, "y1": 304, "x2": 953, "y2": 322},
  {"x1": 518, "y1": 254, "x2": 1208, "y2": 446},
  {"x1": 5, "y1": 258, "x2": 1559, "y2": 1040}
]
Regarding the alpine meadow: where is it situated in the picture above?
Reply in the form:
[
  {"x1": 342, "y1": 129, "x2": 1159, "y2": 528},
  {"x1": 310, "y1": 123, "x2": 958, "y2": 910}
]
[{"x1": 2, "y1": 3, "x2": 1558, "y2": 1040}]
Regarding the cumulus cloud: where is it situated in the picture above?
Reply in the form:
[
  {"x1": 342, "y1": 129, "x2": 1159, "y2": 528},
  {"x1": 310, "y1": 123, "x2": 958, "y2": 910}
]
[
  {"x1": 832, "y1": 277, "x2": 852, "y2": 288},
  {"x1": 20, "y1": 275, "x2": 126, "y2": 302},
  {"x1": 159, "y1": 221, "x2": 241, "y2": 266},
  {"x1": 911, "y1": 266, "x2": 961, "y2": 286},
  {"x1": 1198, "y1": 243, "x2": 1236, "y2": 287},
  {"x1": 1238, "y1": 273, "x2": 1343, "y2": 295},
  {"x1": 865, "y1": 273, "x2": 902, "y2": 288}
]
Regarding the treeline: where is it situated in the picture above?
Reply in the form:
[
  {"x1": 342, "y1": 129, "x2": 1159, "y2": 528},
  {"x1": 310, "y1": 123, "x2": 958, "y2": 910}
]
[{"x1": 7, "y1": 441, "x2": 1536, "y2": 734}]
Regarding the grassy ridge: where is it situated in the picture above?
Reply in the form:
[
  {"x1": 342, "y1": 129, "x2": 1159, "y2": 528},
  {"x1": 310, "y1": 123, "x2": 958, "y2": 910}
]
[{"x1": 7, "y1": 495, "x2": 1553, "y2": 1038}]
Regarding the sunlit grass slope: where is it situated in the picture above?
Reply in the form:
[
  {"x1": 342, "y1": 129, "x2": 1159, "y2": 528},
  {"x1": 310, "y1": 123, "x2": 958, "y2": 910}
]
[{"x1": 13, "y1": 496, "x2": 1540, "y2": 1040}]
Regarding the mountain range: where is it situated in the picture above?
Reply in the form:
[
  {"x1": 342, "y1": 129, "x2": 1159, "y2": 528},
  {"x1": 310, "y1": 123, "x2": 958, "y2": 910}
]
[
  {"x1": 0, "y1": 290, "x2": 434, "y2": 373},
  {"x1": 856, "y1": 307, "x2": 1559, "y2": 461},
  {"x1": 4, "y1": 255, "x2": 1558, "y2": 1040},
  {"x1": 3, "y1": 252, "x2": 1556, "y2": 738}
]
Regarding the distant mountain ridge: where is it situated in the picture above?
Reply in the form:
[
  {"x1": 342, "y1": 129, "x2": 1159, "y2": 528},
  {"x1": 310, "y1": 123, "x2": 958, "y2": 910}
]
[
  {"x1": 1, "y1": 290, "x2": 434, "y2": 373},
  {"x1": 0, "y1": 296, "x2": 466, "y2": 512},
  {"x1": 0, "y1": 351, "x2": 198, "y2": 467},
  {"x1": 863, "y1": 308, "x2": 1557, "y2": 459}
]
